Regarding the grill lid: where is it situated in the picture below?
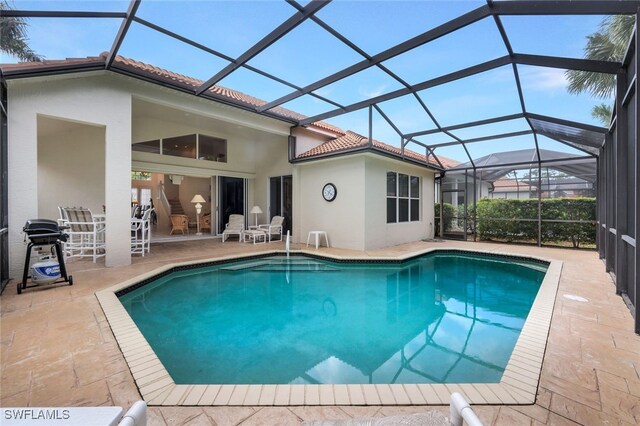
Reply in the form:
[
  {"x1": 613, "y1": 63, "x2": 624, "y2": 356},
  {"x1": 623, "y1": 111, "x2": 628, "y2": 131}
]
[{"x1": 23, "y1": 219, "x2": 61, "y2": 234}]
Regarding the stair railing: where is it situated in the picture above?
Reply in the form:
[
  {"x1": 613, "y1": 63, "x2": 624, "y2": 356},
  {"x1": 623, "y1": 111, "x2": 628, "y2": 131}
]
[{"x1": 159, "y1": 183, "x2": 171, "y2": 216}]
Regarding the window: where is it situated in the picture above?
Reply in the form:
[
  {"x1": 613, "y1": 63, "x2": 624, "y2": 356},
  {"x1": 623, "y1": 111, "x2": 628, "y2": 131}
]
[
  {"x1": 131, "y1": 171, "x2": 152, "y2": 181},
  {"x1": 132, "y1": 133, "x2": 227, "y2": 163},
  {"x1": 131, "y1": 188, "x2": 152, "y2": 206},
  {"x1": 387, "y1": 172, "x2": 420, "y2": 223},
  {"x1": 198, "y1": 134, "x2": 227, "y2": 162},
  {"x1": 163, "y1": 134, "x2": 197, "y2": 158},
  {"x1": 132, "y1": 139, "x2": 160, "y2": 154}
]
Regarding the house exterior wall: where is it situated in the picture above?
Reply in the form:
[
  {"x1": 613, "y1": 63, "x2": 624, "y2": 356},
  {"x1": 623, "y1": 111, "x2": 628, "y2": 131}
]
[
  {"x1": 363, "y1": 156, "x2": 435, "y2": 250},
  {"x1": 8, "y1": 73, "x2": 132, "y2": 277},
  {"x1": 293, "y1": 154, "x2": 437, "y2": 251},
  {"x1": 293, "y1": 156, "x2": 366, "y2": 250},
  {"x1": 292, "y1": 127, "x2": 333, "y2": 157}
]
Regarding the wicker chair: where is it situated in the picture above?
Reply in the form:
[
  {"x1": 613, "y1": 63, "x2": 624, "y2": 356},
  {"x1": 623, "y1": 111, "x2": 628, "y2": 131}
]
[
  {"x1": 169, "y1": 214, "x2": 189, "y2": 235},
  {"x1": 199, "y1": 213, "x2": 211, "y2": 232}
]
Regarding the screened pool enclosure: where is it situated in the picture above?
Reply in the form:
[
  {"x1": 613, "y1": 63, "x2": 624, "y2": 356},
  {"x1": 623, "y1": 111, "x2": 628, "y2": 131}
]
[{"x1": 0, "y1": 1, "x2": 638, "y2": 330}]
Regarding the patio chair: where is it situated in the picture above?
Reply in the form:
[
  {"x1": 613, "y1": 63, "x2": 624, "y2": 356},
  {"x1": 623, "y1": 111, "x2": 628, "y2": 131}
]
[
  {"x1": 222, "y1": 214, "x2": 244, "y2": 242},
  {"x1": 258, "y1": 215, "x2": 284, "y2": 242},
  {"x1": 132, "y1": 208, "x2": 154, "y2": 256},
  {"x1": 63, "y1": 206, "x2": 106, "y2": 263},
  {"x1": 170, "y1": 214, "x2": 189, "y2": 235},
  {"x1": 200, "y1": 213, "x2": 211, "y2": 232}
]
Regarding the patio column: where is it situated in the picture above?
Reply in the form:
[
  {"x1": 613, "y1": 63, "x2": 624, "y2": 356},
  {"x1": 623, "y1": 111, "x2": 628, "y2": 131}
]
[{"x1": 104, "y1": 119, "x2": 132, "y2": 268}]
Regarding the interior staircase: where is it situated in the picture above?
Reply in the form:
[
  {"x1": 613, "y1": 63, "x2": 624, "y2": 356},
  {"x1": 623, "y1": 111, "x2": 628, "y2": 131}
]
[{"x1": 168, "y1": 199, "x2": 185, "y2": 215}]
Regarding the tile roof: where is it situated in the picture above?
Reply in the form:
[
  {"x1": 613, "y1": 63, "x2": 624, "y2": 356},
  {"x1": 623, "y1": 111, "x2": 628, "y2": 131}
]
[
  {"x1": 491, "y1": 178, "x2": 534, "y2": 192},
  {"x1": 1, "y1": 54, "x2": 459, "y2": 169},
  {"x1": 1, "y1": 52, "x2": 345, "y2": 135},
  {"x1": 297, "y1": 130, "x2": 457, "y2": 169}
]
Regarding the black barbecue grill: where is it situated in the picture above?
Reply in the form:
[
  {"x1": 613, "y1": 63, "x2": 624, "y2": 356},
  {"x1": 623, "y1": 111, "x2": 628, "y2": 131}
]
[{"x1": 20, "y1": 219, "x2": 73, "y2": 294}]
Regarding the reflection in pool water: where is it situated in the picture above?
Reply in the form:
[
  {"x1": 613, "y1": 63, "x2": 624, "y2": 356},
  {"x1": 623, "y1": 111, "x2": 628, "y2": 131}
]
[{"x1": 119, "y1": 253, "x2": 546, "y2": 384}]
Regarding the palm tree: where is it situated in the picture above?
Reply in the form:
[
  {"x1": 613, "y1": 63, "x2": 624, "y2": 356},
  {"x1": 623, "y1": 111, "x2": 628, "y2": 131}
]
[
  {"x1": 0, "y1": 0, "x2": 43, "y2": 62},
  {"x1": 566, "y1": 15, "x2": 634, "y2": 125}
]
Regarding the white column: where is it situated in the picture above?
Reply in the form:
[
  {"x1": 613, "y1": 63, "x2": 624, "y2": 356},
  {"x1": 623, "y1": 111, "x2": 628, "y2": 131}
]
[
  {"x1": 105, "y1": 111, "x2": 132, "y2": 268},
  {"x1": 7, "y1": 89, "x2": 38, "y2": 278}
]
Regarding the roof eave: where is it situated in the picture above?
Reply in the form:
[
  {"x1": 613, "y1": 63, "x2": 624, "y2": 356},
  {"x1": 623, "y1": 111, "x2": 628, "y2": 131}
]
[{"x1": 292, "y1": 145, "x2": 444, "y2": 172}]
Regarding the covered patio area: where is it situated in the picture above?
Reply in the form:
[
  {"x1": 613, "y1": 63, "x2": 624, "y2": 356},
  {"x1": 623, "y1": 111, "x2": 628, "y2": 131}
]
[{"x1": 1, "y1": 239, "x2": 638, "y2": 425}]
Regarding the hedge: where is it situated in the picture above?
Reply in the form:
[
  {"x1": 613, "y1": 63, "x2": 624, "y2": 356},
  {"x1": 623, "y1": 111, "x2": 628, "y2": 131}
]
[
  {"x1": 434, "y1": 202, "x2": 455, "y2": 236},
  {"x1": 475, "y1": 197, "x2": 596, "y2": 248}
]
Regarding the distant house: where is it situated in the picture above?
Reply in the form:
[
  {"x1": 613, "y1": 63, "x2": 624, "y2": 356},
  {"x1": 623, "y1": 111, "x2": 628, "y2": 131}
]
[
  {"x1": 2, "y1": 53, "x2": 451, "y2": 275},
  {"x1": 489, "y1": 178, "x2": 535, "y2": 199}
]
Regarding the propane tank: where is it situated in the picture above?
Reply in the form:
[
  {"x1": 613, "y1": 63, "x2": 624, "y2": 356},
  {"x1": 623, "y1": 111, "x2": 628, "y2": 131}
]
[{"x1": 31, "y1": 258, "x2": 61, "y2": 284}]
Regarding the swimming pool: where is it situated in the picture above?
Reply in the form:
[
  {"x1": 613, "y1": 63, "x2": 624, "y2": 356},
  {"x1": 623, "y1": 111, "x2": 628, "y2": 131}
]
[{"x1": 117, "y1": 251, "x2": 546, "y2": 386}]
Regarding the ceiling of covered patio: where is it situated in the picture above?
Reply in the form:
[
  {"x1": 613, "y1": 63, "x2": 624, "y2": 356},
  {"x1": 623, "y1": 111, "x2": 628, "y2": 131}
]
[{"x1": 2, "y1": 0, "x2": 636, "y2": 171}]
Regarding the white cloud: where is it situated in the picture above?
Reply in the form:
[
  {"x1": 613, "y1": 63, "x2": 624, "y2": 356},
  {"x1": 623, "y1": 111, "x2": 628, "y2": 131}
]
[
  {"x1": 359, "y1": 84, "x2": 388, "y2": 99},
  {"x1": 520, "y1": 67, "x2": 568, "y2": 93}
]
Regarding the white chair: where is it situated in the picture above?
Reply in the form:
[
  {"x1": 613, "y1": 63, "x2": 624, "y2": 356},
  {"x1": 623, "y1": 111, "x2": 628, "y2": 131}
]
[
  {"x1": 63, "y1": 207, "x2": 106, "y2": 263},
  {"x1": 222, "y1": 214, "x2": 244, "y2": 242},
  {"x1": 258, "y1": 215, "x2": 284, "y2": 242},
  {"x1": 131, "y1": 208, "x2": 154, "y2": 256}
]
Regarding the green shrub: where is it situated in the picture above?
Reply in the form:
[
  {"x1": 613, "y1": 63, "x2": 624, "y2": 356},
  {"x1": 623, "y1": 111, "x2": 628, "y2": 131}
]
[
  {"x1": 476, "y1": 197, "x2": 595, "y2": 247},
  {"x1": 434, "y1": 202, "x2": 455, "y2": 236}
]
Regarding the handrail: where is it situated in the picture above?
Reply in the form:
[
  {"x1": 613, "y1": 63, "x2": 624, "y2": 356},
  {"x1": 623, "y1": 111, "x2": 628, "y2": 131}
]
[
  {"x1": 450, "y1": 392, "x2": 483, "y2": 426},
  {"x1": 159, "y1": 183, "x2": 171, "y2": 216}
]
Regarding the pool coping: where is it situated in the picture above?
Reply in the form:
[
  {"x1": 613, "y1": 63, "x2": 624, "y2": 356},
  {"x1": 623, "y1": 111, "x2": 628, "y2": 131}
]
[{"x1": 95, "y1": 246, "x2": 561, "y2": 406}]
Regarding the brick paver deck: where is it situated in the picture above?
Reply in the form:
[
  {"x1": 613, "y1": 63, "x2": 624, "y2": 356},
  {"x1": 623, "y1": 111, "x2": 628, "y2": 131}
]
[{"x1": 1, "y1": 239, "x2": 638, "y2": 425}]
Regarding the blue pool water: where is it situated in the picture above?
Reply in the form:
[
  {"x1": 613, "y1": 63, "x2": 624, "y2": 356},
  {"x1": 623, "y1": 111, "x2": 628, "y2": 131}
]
[{"x1": 119, "y1": 252, "x2": 546, "y2": 385}]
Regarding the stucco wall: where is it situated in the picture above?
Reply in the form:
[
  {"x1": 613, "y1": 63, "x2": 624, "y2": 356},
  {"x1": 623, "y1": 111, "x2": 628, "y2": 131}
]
[
  {"x1": 37, "y1": 120, "x2": 106, "y2": 220},
  {"x1": 293, "y1": 154, "x2": 437, "y2": 251},
  {"x1": 364, "y1": 156, "x2": 435, "y2": 250},
  {"x1": 8, "y1": 73, "x2": 132, "y2": 276},
  {"x1": 292, "y1": 127, "x2": 332, "y2": 157},
  {"x1": 294, "y1": 157, "x2": 366, "y2": 250}
]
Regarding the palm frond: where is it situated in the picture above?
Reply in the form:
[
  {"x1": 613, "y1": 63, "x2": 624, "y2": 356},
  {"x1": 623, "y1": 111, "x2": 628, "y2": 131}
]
[
  {"x1": 565, "y1": 15, "x2": 634, "y2": 99},
  {"x1": 0, "y1": 0, "x2": 43, "y2": 61},
  {"x1": 591, "y1": 103, "x2": 613, "y2": 126}
]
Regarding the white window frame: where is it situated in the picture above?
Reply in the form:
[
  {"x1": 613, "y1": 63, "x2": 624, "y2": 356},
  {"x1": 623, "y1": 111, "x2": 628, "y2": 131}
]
[{"x1": 387, "y1": 172, "x2": 420, "y2": 224}]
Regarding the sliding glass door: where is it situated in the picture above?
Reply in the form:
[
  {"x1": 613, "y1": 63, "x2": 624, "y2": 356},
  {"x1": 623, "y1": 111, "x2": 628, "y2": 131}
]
[
  {"x1": 269, "y1": 175, "x2": 292, "y2": 235},
  {"x1": 218, "y1": 177, "x2": 245, "y2": 234}
]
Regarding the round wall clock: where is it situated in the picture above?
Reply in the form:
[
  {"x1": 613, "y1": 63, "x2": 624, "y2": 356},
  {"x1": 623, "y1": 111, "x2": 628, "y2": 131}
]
[{"x1": 322, "y1": 183, "x2": 337, "y2": 202}]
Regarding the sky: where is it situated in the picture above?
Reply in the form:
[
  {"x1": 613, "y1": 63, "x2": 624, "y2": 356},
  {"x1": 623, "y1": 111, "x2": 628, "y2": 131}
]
[{"x1": 1, "y1": 0, "x2": 611, "y2": 164}]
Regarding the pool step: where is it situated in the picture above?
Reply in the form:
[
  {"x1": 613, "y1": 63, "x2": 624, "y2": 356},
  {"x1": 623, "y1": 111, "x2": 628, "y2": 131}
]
[{"x1": 221, "y1": 260, "x2": 339, "y2": 272}]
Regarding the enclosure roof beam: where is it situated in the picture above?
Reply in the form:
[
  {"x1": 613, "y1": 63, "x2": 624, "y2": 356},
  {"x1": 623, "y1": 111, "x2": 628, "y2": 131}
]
[
  {"x1": 0, "y1": 10, "x2": 127, "y2": 18},
  {"x1": 106, "y1": 0, "x2": 141, "y2": 69},
  {"x1": 259, "y1": 5, "x2": 491, "y2": 112},
  {"x1": 405, "y1": 113, "x2": 525, "y2": 138},
  {"x1": 433, "y1": 130, "x2": 533, "y2": 148},
  {"x1": 132, "y1": 16, "x2": 343, "y2": 110},
  {"x1": 525, "y1": 112, "x2": 608, "y2": 133},
  {"x1": 513, "y1": 53, "x2": 621, "y2": 74},
  {"x1": 195, "y1": 0, "x2": 330, "y2": 95},
  {"x1": 451, "y1": 155, "x2": 595, "y2": 171},
  {"x1": 299, "y1": 56, "x2": 510, "y2": 126},
  {"x1": 489, "y1": 1, "x2": 640, "y2": 16},
  {"x1": 535, "y1": 131, "x2": 599, "y2": 157}
]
